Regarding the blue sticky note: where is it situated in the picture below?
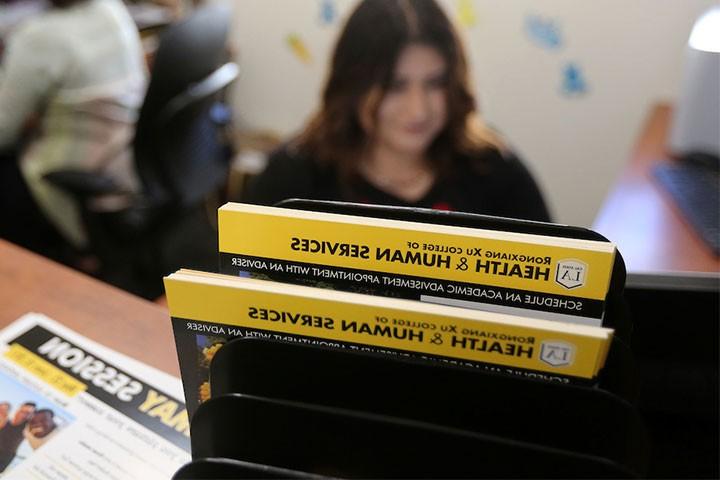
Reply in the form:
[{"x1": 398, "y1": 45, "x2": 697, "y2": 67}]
[
  {"x1": 320, "y1": 0, "x2": 336, "y2": 25},
  {"x1": 525, "y1": 14, "x2": 562, "y2": 50},
  {"x1": 561, "y1": 62, "x2": 588, "y2": 96}
]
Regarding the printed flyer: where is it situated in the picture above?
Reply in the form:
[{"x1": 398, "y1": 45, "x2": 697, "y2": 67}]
[{"x1": 0, "y1": 313, "x2": 189, "y2": 479}]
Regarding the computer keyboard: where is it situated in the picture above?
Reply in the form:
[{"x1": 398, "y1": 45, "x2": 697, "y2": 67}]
[{"x1": 653, "y1": 161, "x2": 720, "y2": 256}]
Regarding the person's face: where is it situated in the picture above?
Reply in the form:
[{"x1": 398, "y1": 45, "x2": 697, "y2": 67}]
[
  {"x1": 13, "y1": 404, "x2": 35, "y2": 423},
  {"x1": 370, "y1": 44, "x2": 448, "y2": 157},
  {"x1": 28, "y1": 412, "x2": 55, "y2": 438},
  {"x1": 0, "y1": 404, "x2": 9, "y2": 417}
]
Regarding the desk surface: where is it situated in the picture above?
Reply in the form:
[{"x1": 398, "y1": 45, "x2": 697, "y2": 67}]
[
  {"x1": 0, "y1": 239, "x2": 179, "y2": 376},
  {"x1": 593, "y1": 104, "x2": 720, "y2": 274}
]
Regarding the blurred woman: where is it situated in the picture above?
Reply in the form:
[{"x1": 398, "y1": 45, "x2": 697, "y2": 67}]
[{"x1": 244, "y1": 0, "x2": 550, "y2": 222}]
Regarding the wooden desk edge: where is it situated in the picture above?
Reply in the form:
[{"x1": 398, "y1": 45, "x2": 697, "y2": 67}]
[
  {"x1": 0, "y1": 239, "x2": 180, "y2": 376},
  {"x1": 593, "y1": 103, "x2": 720, "y2": 273}
]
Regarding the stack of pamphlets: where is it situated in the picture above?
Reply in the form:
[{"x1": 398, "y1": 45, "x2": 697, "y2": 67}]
[{"x1": 165, "y1": 203, "x2": 620, "y2": 416}]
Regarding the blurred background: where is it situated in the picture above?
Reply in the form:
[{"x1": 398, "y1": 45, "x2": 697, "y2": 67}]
[
  {"x1": 216, "y1": 0, "x2": 714, "y2": 228},
  {"x1": 1, "y1": 0, "x2": 716, "y2": 276},
  {"x1": 1, "y1": 2, "x2": 717, "y2": 477}
]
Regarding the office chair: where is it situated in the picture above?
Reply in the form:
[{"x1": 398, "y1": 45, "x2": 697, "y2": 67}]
[{"x1": 44, "y1": 4, "x2": 239, "y2": 298}]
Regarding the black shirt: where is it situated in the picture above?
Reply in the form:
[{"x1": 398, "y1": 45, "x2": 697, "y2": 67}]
[
  {"x1": 0, "y1": 421, "x2": 27, "y2": 471},
  {"x1": 243, "y1": 146, "x2": 551, "y2": 223}
]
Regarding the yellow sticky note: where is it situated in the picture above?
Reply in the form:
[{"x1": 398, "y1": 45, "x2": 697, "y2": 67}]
[
  {"x1": 286, "y1": 33, "x2": 312, "y2": 65},
  {"x1": 457, "y1": 0, "x2": 477, "y2": 28}
]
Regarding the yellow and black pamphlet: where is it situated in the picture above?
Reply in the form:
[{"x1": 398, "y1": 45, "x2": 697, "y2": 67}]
[
  {"x1": 218, "y1": 203, "x2": 617, "y2": 327},
  {"x1": 164, "y1": 270, "x2": 614, "y2": 416}
]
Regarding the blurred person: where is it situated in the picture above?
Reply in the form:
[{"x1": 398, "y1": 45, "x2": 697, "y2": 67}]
[
  {"x1": 0, "y1": 402, "x2": 10, "y2": 429},
  {"x1": 243, "y1": 0, "x2": 550, "y2": 222},
  {"x1": 0, "y1": 0, "x2": 48, "y2": 49},
  {"x1": 0, "y1": 401, "x2": 35, "y2": 472},
  {"x1": 22, "y1": 408, "x2": 57, "y2": 450},
  {"x1": 5, "y1": 408, "x2": 59, "y2": 471},
  {"x1": 0, "y1": 0, "x2": 146, "y2": 262}
]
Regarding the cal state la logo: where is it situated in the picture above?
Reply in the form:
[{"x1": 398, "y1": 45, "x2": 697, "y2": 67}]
[
  {"x1": 540, "y1": 341, "x2": 575, "y2": 367},
  {"x1": 555, "y1": 259, "x2": 587, "y2": 289}
]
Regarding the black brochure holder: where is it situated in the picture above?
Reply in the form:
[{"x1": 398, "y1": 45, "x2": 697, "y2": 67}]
[{"x1": 177, "y1": 199, "x2": 646, "y2": 478}]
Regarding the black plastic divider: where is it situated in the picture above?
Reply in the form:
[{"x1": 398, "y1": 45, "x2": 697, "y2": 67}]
[
  {"x1": 190, "y1": 393, "x2": 636, "y2": 479},
  {"x1": 173, "y1": 457, "x2": 326, "y2": 479},
  {"x1": 209, "y1": 337, "x2": 649, "y2": 476}
]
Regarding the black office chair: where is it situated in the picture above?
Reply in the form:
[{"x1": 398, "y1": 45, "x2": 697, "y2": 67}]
[{"x1": 44, "y1": 5, "x2": 239, "y2": 298}]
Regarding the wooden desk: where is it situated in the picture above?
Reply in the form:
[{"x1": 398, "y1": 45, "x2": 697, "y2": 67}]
[
  {"x1": 593, "y1": 104, "x2": 720, "y2": 274},
  {"x1": 0, "y1": 239, "x2": 179, "y2": 376}
]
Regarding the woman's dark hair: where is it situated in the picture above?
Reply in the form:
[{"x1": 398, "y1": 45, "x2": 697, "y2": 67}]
[{"x1": 297, "y1": 0, "x2": 501, "y2": 180}]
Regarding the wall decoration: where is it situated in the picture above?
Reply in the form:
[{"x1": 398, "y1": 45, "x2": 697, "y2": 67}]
[
  {"x1": 319, "y1": 0, "x2": 336, "y2": 25},
  {"x1": 525, "y1": 14, "x2": 563, "y2": 50},
  {"x1": 560, "y1": 62, "x2": 589, "y2": 96},
  {"x1": 457, "y1": 0, "x2": 477, "y2": 28},
  {"x1": 285, "y1": 33, "x2": 313, "y2": 65}
]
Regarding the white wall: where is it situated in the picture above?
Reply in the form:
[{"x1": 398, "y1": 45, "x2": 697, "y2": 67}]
[{"x1": 223, "y1": 0, "x2": 714, "y2": 227}]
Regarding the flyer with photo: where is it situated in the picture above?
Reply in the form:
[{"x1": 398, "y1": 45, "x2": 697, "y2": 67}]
[{"x1": 0, "y1": 313, "x2": 190, "y2": 479}]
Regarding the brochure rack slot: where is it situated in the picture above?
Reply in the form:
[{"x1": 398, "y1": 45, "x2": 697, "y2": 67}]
[
  {"x1": 185, "y1": 393, "x2": 638, "y2": 479},
  {"x1": 209, "y1": 337, "x2": 648, "y2": 473}
]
